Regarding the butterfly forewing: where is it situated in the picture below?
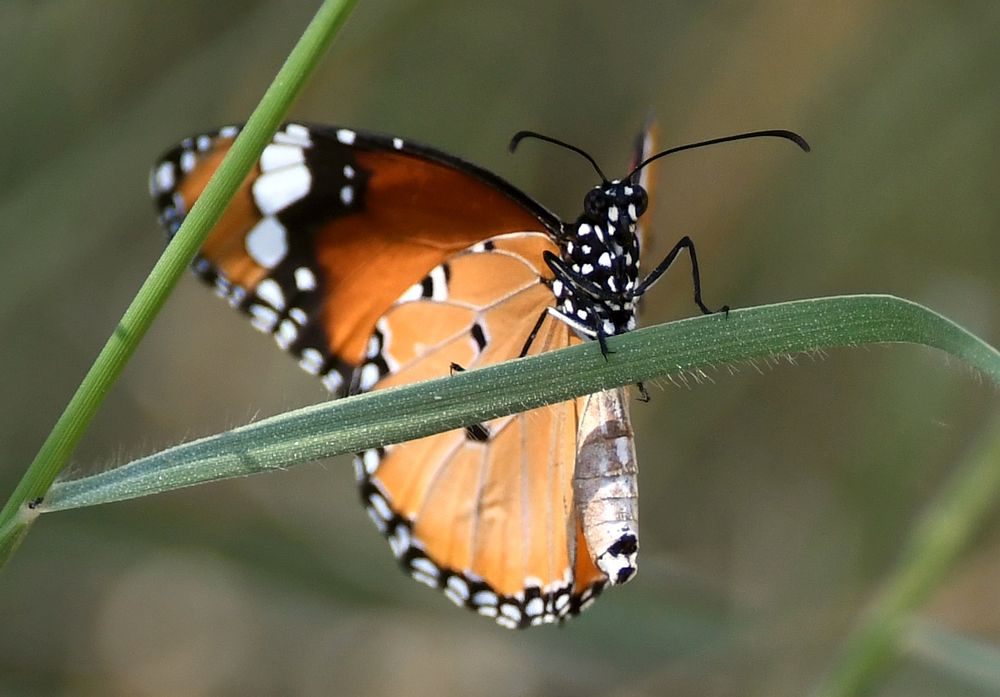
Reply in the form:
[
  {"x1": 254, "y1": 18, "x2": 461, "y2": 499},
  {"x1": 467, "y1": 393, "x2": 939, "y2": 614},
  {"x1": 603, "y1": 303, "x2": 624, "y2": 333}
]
[{"x1": 150, "y1": 123, "x2": 560, "y2": 395}]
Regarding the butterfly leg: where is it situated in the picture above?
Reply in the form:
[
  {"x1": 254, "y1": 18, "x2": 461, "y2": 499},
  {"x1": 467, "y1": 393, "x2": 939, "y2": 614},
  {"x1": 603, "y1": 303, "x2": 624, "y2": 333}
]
[
  {"x1": 544, "y1": 251, "x2": 613, "y2": 304},
  {"x1": 632, "y1": 235, "x2": 729, "y2": 316},
  {"x1": 518, "y1": 309, "x2": 550, "y2": 358},
  {"x1": 595, "y1": 321, "x2": 613, "y2": 359}
]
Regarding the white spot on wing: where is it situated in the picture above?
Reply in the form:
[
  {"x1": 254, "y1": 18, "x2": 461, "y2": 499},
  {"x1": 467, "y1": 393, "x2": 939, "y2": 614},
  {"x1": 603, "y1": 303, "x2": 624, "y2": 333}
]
[
  {"x1": 472, "y1": 589, "x2": 498, "y2": 607},
  {"x1": 389, "y1": 525, "x2": 411, "y2": 557},
  {"x1": 245, "y1": 217, "x2": 288, "y2": 269},
  {"x1": 500, "y1": 604, "x2": 521, "y2": 623},
  {"x1": 227, "y1": 285, "x2": 247, "y2": 307},
  {"x1": 445, "y1": 576, "x2": 470, "y2": 602},
  {"x1": 255, "y1": 278, "x2": 286, "y2": 310},
  {"x1": 398, "y1": 281, "x2": 422, "y2": 303},
  {"x1": 154, "y1": 161, "x2": 175, "y2": 192},
  {"x1": 322, "y1": 369, "x2": 344, "y2": 393},
  {"x1": 249, "y1": 304, "x2": 279, "y2": 332},
  {"x1": 294, "y1": 266, "x2": 317, "y2": 291},
  {"x1": 428, "y1": 265, "x2": 448, "y2": 301},
  {"x1": 392, "y1": 137, "x2": 404, "y2": 150},
  {"x1": 359, "y1": 362, "x2": 381, "y2": 391},
  {"x1": 274, "y1": 123, "x2": 313, "y2": 147},
  {"x1": 336, "y1": 128, "x2": 356, "y2": 145},
  {"x1": 259, "y1": 143, "x2": 305, "y2": 172},
  {"x1": 298, "y1": 347, "x2": 324, "y2": 374},
  {"x1": 252, "y1": 165, "x2": 312, "y2": 215},
  {"x1": 362, "y1": 448, "x2": 381, "y2": 474},
  {"x1": 275, "y1": 319, "x2": 298, "y2": 349},
  {"x1": 410, "y1": 557, "x2": 439, "y2": 580},
  {"x1": 525, "y1": 597, "x2": 544, "y2": 617},
  {"x1": 368, "y1": 492, "x2": 393, "y2": 521},
  {"x1": 179, "y1": 150, "x2": 197, "y2": 173},
  {"x1": 412, "y1": 571, "x2": 438, "y2": 588}
]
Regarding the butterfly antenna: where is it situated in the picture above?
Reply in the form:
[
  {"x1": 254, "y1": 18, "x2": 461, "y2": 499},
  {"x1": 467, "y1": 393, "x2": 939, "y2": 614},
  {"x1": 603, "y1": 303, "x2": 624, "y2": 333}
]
[
  {"x1": 629, "y1": 129, "x2": 810, "y2": 179},
  {"x1": 510, "y1": 130, "x2": 609, "y2": 183}
]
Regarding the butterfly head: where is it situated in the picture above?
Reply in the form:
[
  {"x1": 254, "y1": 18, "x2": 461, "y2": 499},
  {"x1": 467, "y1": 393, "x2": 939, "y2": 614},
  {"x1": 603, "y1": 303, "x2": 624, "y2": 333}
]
[{"x1": 582, "y1": 179, "x2": 648, "y2": 240}]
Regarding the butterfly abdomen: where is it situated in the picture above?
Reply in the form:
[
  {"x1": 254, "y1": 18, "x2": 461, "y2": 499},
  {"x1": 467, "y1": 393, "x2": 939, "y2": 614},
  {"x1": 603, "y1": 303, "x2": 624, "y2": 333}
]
[{"x1": 574, "y1": 387, "x2": 639, "y2": 585}]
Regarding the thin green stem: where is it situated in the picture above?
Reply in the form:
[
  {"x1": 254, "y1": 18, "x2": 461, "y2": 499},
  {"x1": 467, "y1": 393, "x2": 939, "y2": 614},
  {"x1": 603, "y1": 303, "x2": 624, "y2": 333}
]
[{"x1": 0, "y1": 0, "x2": 358, "y2": 565}]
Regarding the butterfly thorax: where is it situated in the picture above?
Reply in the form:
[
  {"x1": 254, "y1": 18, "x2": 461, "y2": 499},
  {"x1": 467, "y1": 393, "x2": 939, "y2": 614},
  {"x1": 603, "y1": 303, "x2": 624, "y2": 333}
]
[{"x1": 549, "y1": 179, "x2": 648, "y2": 340}]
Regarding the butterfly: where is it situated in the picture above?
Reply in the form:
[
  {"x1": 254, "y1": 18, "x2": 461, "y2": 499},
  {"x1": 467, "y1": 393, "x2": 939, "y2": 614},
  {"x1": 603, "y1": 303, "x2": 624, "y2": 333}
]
[{"x1": 150, "y1": 120, "x2": 807, "y2": 628}]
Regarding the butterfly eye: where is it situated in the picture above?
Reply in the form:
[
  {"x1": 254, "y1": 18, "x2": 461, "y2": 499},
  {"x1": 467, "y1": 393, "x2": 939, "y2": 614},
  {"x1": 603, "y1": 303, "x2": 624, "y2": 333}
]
[
  {"x1": 630, "y1": 188, "x2": 648, "y2": 217},
  {"x1": 584, "y1": 188, "x2": 608, "y2": 216}
]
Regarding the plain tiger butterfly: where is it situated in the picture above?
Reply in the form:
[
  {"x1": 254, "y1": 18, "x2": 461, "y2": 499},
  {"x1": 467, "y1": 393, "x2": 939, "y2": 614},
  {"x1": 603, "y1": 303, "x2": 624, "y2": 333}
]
[{"x1": 150, "y1": 121, "x2": 807, "y2": 628}]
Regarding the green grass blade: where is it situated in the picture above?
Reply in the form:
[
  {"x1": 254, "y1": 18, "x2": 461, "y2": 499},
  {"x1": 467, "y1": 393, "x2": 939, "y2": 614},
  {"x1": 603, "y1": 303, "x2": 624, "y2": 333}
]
[
  {"x1": 42, "y1": 294, "x2": 1000, "y2": 511},
  {"x1": 0, "y1": 0, "x2": 358, "y2": 567}
]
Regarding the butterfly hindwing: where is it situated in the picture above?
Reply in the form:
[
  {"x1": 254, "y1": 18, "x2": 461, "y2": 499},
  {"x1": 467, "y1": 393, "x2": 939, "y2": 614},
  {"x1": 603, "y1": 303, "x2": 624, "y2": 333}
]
[{"x1": 353, "y1": 232, "x2": 614, "y2": 626}]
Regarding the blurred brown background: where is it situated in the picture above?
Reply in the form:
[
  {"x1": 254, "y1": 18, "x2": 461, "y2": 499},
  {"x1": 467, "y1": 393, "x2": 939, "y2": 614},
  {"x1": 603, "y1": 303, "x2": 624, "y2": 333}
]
[{"x1": 1, "y1": 1, "x2": 998, "y2": 695}]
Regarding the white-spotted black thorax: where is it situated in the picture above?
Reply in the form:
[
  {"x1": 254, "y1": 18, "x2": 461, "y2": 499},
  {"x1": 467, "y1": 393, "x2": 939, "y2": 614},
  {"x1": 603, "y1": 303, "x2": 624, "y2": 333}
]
[{"x1": 548, "y1": 178, "x2": 649, "y2": 340}]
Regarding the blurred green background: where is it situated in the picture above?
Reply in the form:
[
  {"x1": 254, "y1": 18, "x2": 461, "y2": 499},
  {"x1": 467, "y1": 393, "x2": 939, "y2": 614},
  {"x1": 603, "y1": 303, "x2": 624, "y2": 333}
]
[{"x1": 2, "y1": 1, "x2": 998, "y2": 695}]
